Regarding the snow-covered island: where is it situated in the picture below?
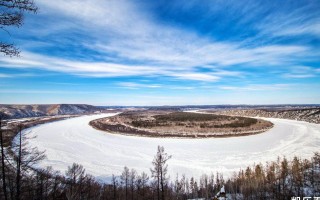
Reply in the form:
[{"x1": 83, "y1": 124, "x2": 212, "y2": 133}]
[{"x1": 89, "y1": 111, "x2": 274, "y2": 138}]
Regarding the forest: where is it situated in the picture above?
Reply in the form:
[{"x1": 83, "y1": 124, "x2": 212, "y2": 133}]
[{"x1": 124, "y1": 112, "x2": 262, "y2": 129}]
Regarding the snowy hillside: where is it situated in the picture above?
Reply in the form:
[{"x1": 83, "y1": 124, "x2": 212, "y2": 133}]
[
  {"x1": 214, "y1": 108, "x2": 320, "y2": 124},
  {"x1": 0, "y1": 104, "x2": 102, "y2": 119}
]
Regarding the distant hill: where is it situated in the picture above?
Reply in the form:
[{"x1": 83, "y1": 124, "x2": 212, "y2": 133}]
[
  {"x1": 0, "y1": 104, "x2": 102, "y2": 119},
  {"x1": 213, "y1": 108, "x2": 320, "y2": 124}
]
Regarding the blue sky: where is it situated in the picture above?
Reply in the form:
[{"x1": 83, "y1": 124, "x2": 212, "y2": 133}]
[{"x1": 0, "y1": 0, "x2": 319, "y2": 106}]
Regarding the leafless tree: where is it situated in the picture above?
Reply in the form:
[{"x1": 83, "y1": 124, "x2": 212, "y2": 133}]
[
  {"x1": 111, "y1": 174, "x2": 119, "y2": 200},
  {"x1": 0, "y1": 115, "x2": 8, "y2": 200},
  {"x1": 11, "y1": 123, "x2": 45, "y2": 200},
  {"x1": 150, "y1": 146, "x2": 171, "y2": 200},
  {"x1": 136, "y1": 172, "x2": 149, "y2": 200},
  {"x1": 121, "y1": 166, "x2": 130, "y2": 200},
  {"x1": 65, "y1": 163, "x2": 86, "y2": 200},
  {"x1": 129, "y1": 168, "x2": 136, "y2": 200},
  {"x1": 0, "y1": 0, "x2": 38, "y2": 56}
]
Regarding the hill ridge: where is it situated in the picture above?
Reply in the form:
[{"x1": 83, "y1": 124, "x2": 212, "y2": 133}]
[{"x1": 0, "y1": 104, "x2": 102, "y2": 119}]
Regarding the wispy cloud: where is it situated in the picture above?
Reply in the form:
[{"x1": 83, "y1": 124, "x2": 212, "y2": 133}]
[
  {"x1": 219, "y1": 84, "x2": 292, "y2": 91},
  {"x1": 169, "y1": 86, "x2": 195, "y2": 90},
  {"x1": 0, "y1": 42, "x2": 311, "y2": 82},
  {"x1": 0, "y1": 89, "x2": 100, "y2": 94},
  {"x1": 0, "y1": 0, "x2": 313, "y2": 82},
  {"x1": 0, "y1": 0, "x2": 319, "y2": 104},
  {"x1": 0, "y1": 73, "x2": 12, "y2": 78},
  {"x1": 171, "y1": 73, "x2": 220, "y2": 82},
  {"x1": 117, "y1": 82, "x2": 162, "y2": 89},
  {"x1": 283, "y1": 74, "x2": 315, "y2": 79},
  {"x1": 283, "y1": 66, "x2": 320, "y2": 79},
  {"x1": 0, "y1": 73, "x2": 36, "y2": 78},
  {"x1": 256, "y1": 2, "x2": 320, "y2": 38},
  {"x1": 0, "y1": 48, "x2": 254, "y2": 82}
]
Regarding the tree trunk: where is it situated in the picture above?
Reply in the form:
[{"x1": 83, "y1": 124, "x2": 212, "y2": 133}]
[
  {"x1": 0, "y1": 117, "x2": 8, "y2": 200},
  {"x1": 160, "y1": 167, "x2": 164, "y2": 200},
  {"x1": 16, "y1": 125, "x2": 22, "y2": 200},
  {"x1": 157, "y1": 171, "x2": 160, "y2": 200},
  {"x1": 126, "y1": 178, "x2": 128, "y2": 200}
]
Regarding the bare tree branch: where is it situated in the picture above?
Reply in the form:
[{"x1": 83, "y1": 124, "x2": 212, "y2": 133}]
[
  {"x1": 0, "y1": 0, "x2": 38, "y2": 56},
  {"x1": 0, "y1": 42, "x2": 19, "y2": 56}
]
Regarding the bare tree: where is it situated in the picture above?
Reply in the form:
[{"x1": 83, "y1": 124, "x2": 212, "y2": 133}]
[
  {"x1": 11, "y1": 123, "x2": 45, "y2": 200},
  {"x1": 129, "y1": 168, "x2": 136, "y2": 200},
  {"x1": 65, "y1": 163, "x2": 86, "y2": 200},
  {"x1": 111, "y1": 174, "x2": 119, "y2": 200},
  {"x1": 200, "y1": 174, "x2": 209, "y2": 199},
  {"x1": 136, "y1": 172, "x2": 149, "y2": 199},
  {"x1": 15, "y1": 124, "x2": 22, "y2": 200},
  {"x1": 0, "y1": 0, "x2": 38, "y2": 56},
  {"x1": 0, "y1": 115, "x2": 8, "y2": 200},
  {"x1": 121, "y1": 166, "x2": 130, "y2": 200},
  {"x1": 150, "y1": 146, "x2": 171, "y2": 200}
]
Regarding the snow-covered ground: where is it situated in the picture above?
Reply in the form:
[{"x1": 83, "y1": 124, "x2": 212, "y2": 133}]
[{"x1": 21, "y1": 113, "x2": 320, "y2": 182}]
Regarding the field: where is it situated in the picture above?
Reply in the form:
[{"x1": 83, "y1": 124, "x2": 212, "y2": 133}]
[{"x1": 90, "y1": 111, "x2": 273, "y2": 138}]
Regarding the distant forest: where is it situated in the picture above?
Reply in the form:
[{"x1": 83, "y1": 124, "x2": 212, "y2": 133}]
[{"x1": 130, "y1": 112, "x2": 258, "y2": 128}]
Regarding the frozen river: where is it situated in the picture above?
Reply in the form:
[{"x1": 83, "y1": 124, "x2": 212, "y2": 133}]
[{"x1": 22, "y1": 113, "x2": 320, "y2": 182}]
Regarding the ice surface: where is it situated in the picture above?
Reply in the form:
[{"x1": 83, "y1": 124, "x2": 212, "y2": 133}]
[{"x1": 22, "y1": 113, "x2": 320, "y2": 182}]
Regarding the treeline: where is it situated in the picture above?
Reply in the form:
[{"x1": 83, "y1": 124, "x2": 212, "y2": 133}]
[
  {"x1": 154, "y1": 112, "x2": 230, "y2": 122},
  {"x1": 131, "y1": 119, "x2": 258, "y2": 129},
  {"x1": 199, "y1": 118, "x2": 257, "y2": 129},
  {"x1": 130, "y1": 120, "x2": 170, "y2": 128},
  {"x1": 129, "y1": 112, "x2": 259, "y2": 129},
  {"x1": 226, "y1": 154, "x2": 320, "y2": 199},
  {"x1": 1, "y1": 146, "x2": 319, "y2": 199}
]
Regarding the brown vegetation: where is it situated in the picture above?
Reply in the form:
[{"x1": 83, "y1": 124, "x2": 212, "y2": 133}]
[{"x1": 90, "y1": 111, "x2": 273, "y2": 138}]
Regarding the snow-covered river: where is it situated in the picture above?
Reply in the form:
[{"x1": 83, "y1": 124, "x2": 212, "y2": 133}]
[{"x1": 22, "y1": 113, "x2": 320, "y2": 182}]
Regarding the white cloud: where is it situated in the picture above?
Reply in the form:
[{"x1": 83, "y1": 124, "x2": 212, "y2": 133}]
[
  {"x1": 172, "y1": 73, "x2": 220, "y2": 82},
  {"x1": 283, "y1": 66, "x2": 320, "y2": 79},
  {"x1": 219, "y1": 84, "x2": 292, "y2": 91},
  {"x1": 257, "y1": 4, "x2": 320, "y2": 38},
  {"x1": 169, "y1": 86, "x2": 195, "y2": 90},
  {"x1": 0, "y1": 89, "x2": 99, "y2": 94},
  {"x1": 0, "y1": 0, "x2": 317, "y2": 83},
  {"x1": 33, "y1": 0, "x2": 313, "y2": 68},
  {"x1": 283, "y1": 74, "x2": 315, "y2": 78},
  {"x1": 37, "y1": 0, "x2": 152, "y2": 37},
  {"x1": 117, "y1": 82, "x2": 162, "y2": 89},
  {"x1": 1, "y1": 52, "x2": 223, "y2": 82},
  {"x1": 0, "y1": 73, "x2": 13, "y2": 78},
  {"x1": 0, "y1": 73, "x2": 37, "y2": 78},
  {"x1": 275, "y1": 23, "x2": 320, "y2": 37}
]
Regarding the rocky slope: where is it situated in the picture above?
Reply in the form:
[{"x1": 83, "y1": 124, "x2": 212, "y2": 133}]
[
  {"x1": 0, "y1": 104, "x2": 102, "y2": 119},
  {"x1": 212, "y1": 108, "x2": 320, "y2": 124}
]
